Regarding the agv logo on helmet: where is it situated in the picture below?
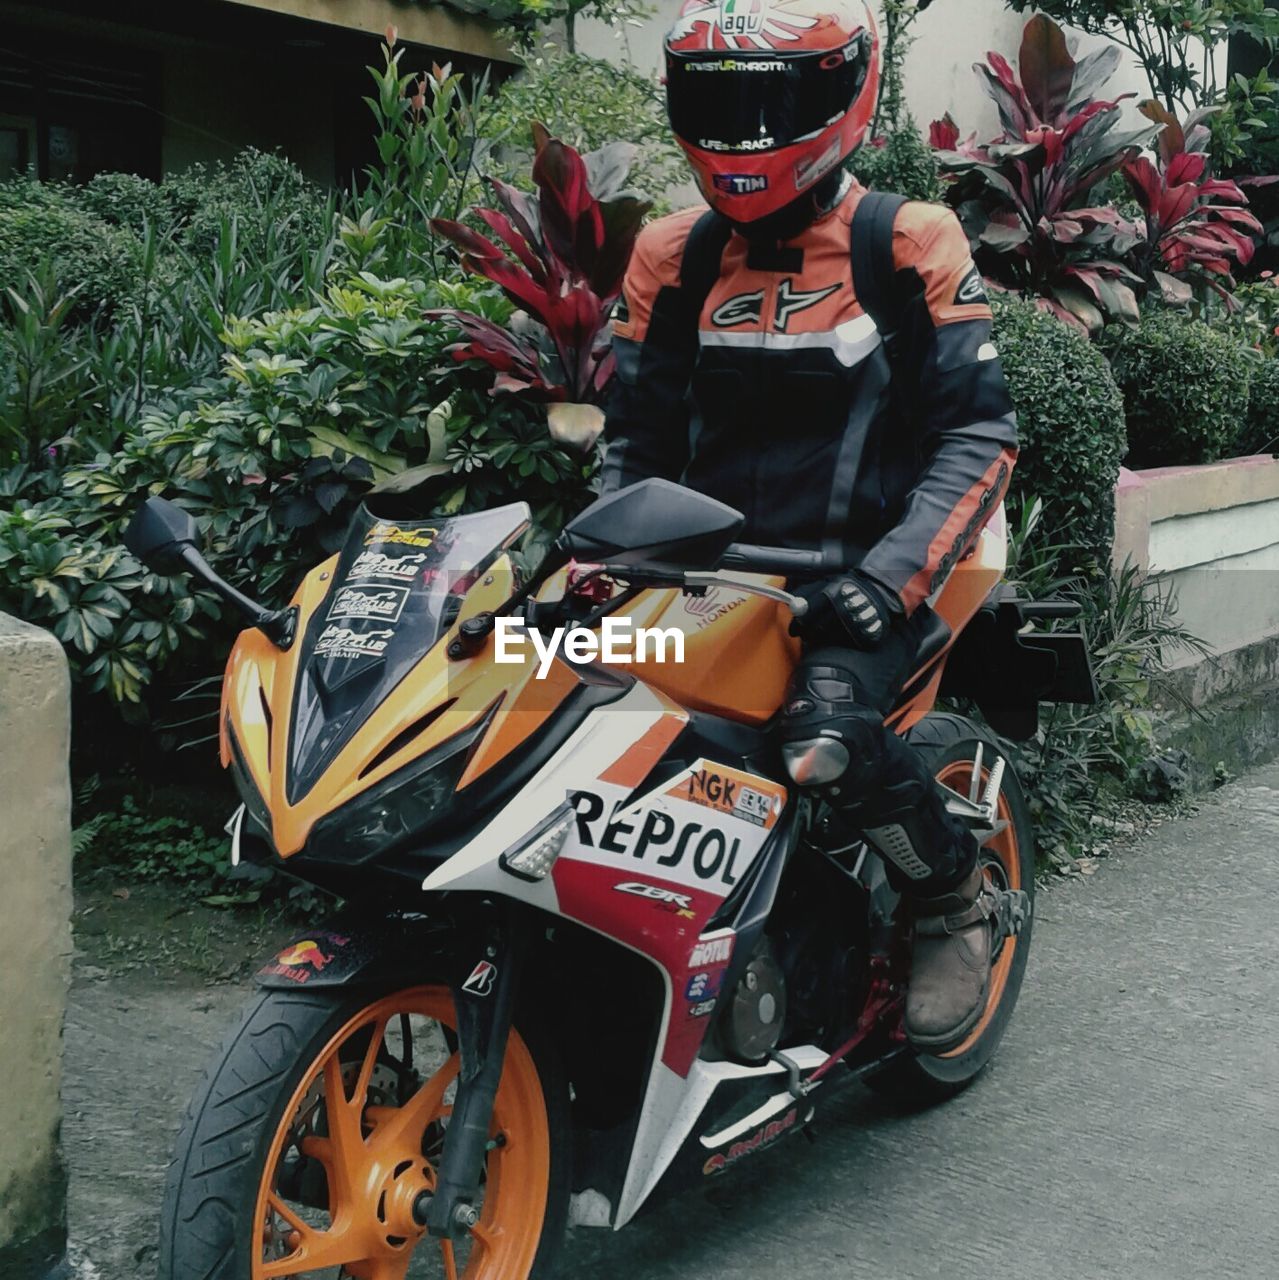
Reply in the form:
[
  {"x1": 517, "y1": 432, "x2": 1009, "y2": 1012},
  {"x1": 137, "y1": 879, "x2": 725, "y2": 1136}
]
[{"x1": 663, "y1": 0, "x2": 880, "y2": 224}]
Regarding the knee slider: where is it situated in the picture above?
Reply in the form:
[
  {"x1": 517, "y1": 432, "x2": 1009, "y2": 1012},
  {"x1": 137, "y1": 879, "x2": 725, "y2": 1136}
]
[{"x1": 779, "y1": 699, "x2": 884, "y2": 791}]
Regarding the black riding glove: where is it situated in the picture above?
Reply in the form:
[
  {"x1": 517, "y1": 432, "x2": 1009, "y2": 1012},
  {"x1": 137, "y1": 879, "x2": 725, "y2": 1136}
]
[{"x1": 790, "y1": 570, "x2": 904, "y2": 650}]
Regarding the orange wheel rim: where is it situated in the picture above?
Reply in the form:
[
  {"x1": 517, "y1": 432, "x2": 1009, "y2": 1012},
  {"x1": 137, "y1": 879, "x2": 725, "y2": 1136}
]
[
  {"x1": 932, "y1": 759, "x2": 1022, "y2": 1059},
  {"x1": 252, "y1": 985, "x2": 549, "y2": 1280}
]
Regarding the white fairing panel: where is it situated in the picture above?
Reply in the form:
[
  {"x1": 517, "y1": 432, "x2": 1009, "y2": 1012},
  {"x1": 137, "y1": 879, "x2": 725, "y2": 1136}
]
[{"x1": 419, "y1": 681, "x2": 676, "y2": 903}]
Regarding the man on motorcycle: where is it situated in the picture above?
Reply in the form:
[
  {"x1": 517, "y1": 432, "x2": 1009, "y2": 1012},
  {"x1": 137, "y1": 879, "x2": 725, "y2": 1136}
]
[{"x1": 600, "y1": 0, "x2": 1018, "y2": 1052}]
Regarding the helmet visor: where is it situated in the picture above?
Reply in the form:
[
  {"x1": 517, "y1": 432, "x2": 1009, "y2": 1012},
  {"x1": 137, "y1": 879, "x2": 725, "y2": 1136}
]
[{"x1": 666, "y1": 36, "x2": 872, "y2": 155}]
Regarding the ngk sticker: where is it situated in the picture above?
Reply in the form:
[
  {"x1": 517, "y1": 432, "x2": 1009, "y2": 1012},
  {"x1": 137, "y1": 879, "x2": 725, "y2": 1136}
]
[
  {"x1": 327, "y1": 584, "x2": 409, "y2": 623},
  {"x1": 563, "y1": 760, "x2": 786, "y2": 897},
  {"x1": 314, "y1": 625, "x2": 393, "y2": 660},
  {"x1": 346, "y1": 550, "x2": 427, "y2": 582}
]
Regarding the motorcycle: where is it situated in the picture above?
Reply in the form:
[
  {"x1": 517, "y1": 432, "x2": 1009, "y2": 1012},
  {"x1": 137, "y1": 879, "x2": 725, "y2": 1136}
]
[{"x1": 127, "y1": 475, "x2": 1095, "y2": 1280}]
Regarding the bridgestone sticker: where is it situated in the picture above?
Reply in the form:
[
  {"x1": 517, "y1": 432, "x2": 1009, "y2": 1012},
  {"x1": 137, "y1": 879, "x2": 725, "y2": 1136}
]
[
  {"x1": 327, "y1": 584, "x2": 409, "y2": 623},
  {"x1": 314, "y1": 625, "x2": 393, "y2": 660},
  {"x1": 345, "y1": 550, "x2": 427, "y2": 583}
]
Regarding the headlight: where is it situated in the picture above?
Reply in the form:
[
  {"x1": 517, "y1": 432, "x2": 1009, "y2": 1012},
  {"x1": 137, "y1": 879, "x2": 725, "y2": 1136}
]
[{"x1": 304, "y1": 727, "x2": 481, "y2": 864}]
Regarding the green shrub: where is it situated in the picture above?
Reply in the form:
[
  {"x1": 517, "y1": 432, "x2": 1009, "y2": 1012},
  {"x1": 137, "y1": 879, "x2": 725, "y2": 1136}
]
[
  {"x1": 991, "y1": 294, "x2": 1128, "y2": 567},
  {"x1": 78, "y1": 171, "x2": 171, "y2": 235},
  {"x1": 851, "y1": 120, "x2": 942, "y2": 201},
  {"x1": 1243, "y1": 355, "x2": 1279, "y2": 455},
  {"x1": 1100, "y1": 308, "x2": 1251, "y2": 467},
  {"x1": 0, "y1": 180, "x2": 143, "y2": 318},
  {"x1": 486, "y1": 48, "x2": 686, "y2": 207},
  {"x1": 1004, "y1": 501, "x2": 1207, "y2": 870},
  {"x1": 161, "y1": 149, "x2": 328, "y2": 260}
]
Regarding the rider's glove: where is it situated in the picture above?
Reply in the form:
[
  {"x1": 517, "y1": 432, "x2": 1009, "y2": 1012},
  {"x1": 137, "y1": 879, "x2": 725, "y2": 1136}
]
[{"x1": 790, "y1": 570, "x2": 904, "y2": 650}]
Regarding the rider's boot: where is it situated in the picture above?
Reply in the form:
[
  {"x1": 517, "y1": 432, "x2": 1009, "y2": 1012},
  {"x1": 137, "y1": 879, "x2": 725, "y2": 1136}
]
[
  {"x1": 852, "y1": 776, "x2": 995, "y2": 1052},
  {"x1": 904, "y1": 862, "x2": 996, "y2": 1051}
]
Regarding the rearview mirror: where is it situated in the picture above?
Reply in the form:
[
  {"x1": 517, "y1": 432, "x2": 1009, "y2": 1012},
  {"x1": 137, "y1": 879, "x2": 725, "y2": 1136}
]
[
  {"x1": 559, "y1": 478, "x2": 744, "y2": 568},
  {"x1": 124, "y1": 497, "x2": 199, "y2": 574}
]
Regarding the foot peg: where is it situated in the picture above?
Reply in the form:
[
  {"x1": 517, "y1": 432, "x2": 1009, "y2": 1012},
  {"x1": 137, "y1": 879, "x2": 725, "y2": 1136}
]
[{"x1": 991, "y1": 887, "x2": 1031, "y2": 940}]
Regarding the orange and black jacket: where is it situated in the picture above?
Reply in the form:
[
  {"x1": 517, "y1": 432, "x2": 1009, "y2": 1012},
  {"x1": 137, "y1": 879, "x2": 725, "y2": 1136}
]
[{"x1": 600, "y1": 184, "x2": 1018, "y2": 614}]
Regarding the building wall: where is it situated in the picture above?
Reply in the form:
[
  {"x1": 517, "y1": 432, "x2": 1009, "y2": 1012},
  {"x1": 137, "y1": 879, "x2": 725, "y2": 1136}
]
[{"x1": 161, "y1": 47, "x2": 337, "y2": 182}]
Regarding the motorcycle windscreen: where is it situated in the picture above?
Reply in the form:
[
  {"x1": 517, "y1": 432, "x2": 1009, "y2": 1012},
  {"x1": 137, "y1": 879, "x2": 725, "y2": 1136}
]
[{"x1": 286, "y1": 502, "x2": 530, "y2": 803}]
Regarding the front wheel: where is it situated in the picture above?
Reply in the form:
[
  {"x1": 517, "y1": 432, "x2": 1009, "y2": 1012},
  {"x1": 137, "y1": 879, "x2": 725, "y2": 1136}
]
[
  {"x1": 868, "y1": 712, "x2": 1035, "y2": 1103},
  {"x1": 158, "y1": 983, "x2": 570, "y2": 1280}
]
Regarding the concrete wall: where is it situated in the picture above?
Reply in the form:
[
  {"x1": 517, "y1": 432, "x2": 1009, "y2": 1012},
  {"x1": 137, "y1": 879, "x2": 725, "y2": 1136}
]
[
  {"x1": 1113, "y1": 456, "x2": 1279, "y2": 672},
  {"x1": 0, "y1": 616, "x2": 73, "y2": 1278}
]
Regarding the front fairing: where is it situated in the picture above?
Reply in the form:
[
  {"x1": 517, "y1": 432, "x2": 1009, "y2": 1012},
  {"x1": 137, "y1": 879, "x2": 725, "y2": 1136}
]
[
  {"x1": 288, "y1": 504, "x2": 529, "y2": 803},
  {"x1": 220, "y1": 500, "x2": 534, "y2": 857}
]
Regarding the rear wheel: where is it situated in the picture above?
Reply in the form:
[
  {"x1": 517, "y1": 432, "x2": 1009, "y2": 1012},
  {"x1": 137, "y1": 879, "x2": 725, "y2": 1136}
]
[
  {"x1": 868, "y1": 712, "x2": 1035, "y2": 1103},
  {"x1": 158, "y1": 983, "x2": 570, "y2": 1280}
]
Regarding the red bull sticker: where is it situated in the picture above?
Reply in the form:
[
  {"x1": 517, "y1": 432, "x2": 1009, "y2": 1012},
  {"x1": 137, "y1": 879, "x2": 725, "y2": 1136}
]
[{"x1": 258, "y1": 933, "x2": 350, "y2": 984}]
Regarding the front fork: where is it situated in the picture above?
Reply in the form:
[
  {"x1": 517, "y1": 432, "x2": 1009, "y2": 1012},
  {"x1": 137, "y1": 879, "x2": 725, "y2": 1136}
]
[{"x1": 416, "y1": 904, "x2": 530, "y2": 1239}]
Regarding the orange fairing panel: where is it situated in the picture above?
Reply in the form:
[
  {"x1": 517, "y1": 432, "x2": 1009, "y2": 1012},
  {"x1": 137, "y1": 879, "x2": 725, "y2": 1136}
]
[
  {"x1": 608, "y1": 581, "x2": 801, "y2": 724},
  {"x1": 224, "y1": 551, "x2": 575, "y2": 857}
]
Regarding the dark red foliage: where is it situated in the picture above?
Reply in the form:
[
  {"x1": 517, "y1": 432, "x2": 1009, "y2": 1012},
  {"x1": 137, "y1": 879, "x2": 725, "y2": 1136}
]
[
  {"x1": 429, "y1": 124, "x2": 651, "y2": 404},
  {"x1": 1122, "y1": 101, "x2": 1262, "y2": 305}
]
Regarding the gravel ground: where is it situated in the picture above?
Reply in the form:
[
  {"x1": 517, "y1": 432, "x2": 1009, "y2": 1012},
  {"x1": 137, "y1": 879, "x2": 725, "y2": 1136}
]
[{"x1": 65, "y1": 760, "x2": 1279, "y2": 1279}]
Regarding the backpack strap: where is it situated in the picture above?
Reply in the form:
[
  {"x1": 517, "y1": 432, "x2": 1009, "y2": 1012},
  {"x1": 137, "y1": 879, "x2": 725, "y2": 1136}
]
[
  {"x1": 850, "y1": 191, "x2": 909, "y2": 340},
  {"x1": 677, "y1": 208, "x2": 733, "y2": 330}
]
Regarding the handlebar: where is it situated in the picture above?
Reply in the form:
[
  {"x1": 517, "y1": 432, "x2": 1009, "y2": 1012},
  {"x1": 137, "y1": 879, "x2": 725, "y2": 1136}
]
[{"x1": 718, "y1": 543, "x2": 828, "y2": 575}]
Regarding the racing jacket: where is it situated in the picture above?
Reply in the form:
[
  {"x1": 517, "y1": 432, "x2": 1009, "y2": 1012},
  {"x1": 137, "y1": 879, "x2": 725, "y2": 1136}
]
[{"x1": 599, "y1": 183, "x2": 1018, "y2": 615}]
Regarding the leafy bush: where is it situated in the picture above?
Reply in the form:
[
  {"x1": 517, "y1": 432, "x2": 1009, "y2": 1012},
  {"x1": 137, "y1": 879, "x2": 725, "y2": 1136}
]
[
  {"x1": 0, "y1": 179, "x2": 143, "y2": 319},
  {"x1": 852, "y1": 121, "x2": 942, "y2": 201},
  {"x1": 1100, "y1": 307, "x2": 1251, "y2": 466},
  {"x1": 487, "y1": 48, "x2": 685, "y2": 207},
  {"x1": 930, "y1": 16, "x2": 1157, "y2": 331},
  {"x1": 159, "y1": 149, "x2": 329, "y2": 260},
  {"x1": 0, "y1": 503, "x2": 206, "y2": 707},
  {"x1": 1004, "y1": 501, "x2": 1208, "y2": 870},
  {"x1": 992, "y1": 294, "x2": 1128, "y2": 566},
  {"x1": 77, "y1": 171, "x2": 172, "y2": 235},
  {"x1": 1242, "y1": 355, "x2": 1279, "y2": 454}
]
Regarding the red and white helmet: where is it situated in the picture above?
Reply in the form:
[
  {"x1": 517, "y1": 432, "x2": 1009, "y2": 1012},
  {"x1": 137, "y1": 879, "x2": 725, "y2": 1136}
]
[{"x1": 664, "y1": 0, "x2": 879, "y2": 224}]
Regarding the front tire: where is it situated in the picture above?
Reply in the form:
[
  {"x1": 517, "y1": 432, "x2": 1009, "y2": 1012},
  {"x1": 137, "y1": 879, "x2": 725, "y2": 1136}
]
[
  {"x1": 158, "y1": 983, "x2": 570, "y2": 1280},
  {"x1": 868, "y1": 712, "x2": 1035, "y2": 1104}
]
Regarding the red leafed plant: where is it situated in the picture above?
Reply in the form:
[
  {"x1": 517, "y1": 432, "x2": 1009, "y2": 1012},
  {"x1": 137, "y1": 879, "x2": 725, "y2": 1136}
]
[
  {"x1": 930, "y1": 15, "x2": 1159, "y2": 332},
  {"x1": 428, "y1": 124, "x2": 651, "y2": 405},
  {"x1": 1123, "y1": 100, "x2": 1262, "y2": 306}
]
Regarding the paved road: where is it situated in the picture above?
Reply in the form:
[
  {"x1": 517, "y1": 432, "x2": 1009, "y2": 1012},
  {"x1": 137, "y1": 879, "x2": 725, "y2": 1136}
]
[{"x1": 66, "y1": 762, "x2": 1279, "y2": 1279}]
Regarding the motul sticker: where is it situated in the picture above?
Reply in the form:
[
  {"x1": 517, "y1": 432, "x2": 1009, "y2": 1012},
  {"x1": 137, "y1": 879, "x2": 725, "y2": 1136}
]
[
  {"x1": 346, "y1": 550, "x2": 427, "y2": 582},
  {"x1": 462, "y1": 959, "x2": 497, "y2": 997},
  {"x1": 314, "y1": 625, "x2": 393, "y2": 660},
  {"x1": 327, "y1": 584, "x2": 409, "y2": 623},
  {"x1": 690, "y1": 935, "x2": 733, "y2": 966}
]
